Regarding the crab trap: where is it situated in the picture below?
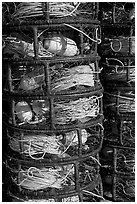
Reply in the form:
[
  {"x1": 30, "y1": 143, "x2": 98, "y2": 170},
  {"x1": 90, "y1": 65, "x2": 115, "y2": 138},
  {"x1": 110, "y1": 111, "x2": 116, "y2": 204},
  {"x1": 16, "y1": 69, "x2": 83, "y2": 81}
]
[
  {"x1": 113, "y1": 175, "x2": 135, "y2": 202},
  {"x1": 103, "y1": 115, "x2": 135, "y2": 148},
  {"x1": 98, "y1": 2, "x2": 135, "y2": 24},
  {"x1": 2, "y1": 2, "x2": 99, "y2": 25},
  {"x1": 5, "y1": 154, "x2": 104, "y2": 202},
  {"x1": 101, "y1": 143, "x2": 135, "y2": 174},
  {"x1": 98, "y1": 24, "x2": 135, "y2": 57},
  {"x1": 104, "y1": 87, "x2": 135, "y2": 116},
  {"x1": 100, "y1": 57, "x2": 135, "y2": 85},
  {"x1": 2, "y1": 22, "x2": 101, "y2": 60},
  {"x1": 100, "y1": 143, "x2": 135, "y2": 201},
  {"x1": 4, "y1": 87, "x2": 103, "y2": 130},
  {"x1": 100, "y1": 169, "x2": 135, "y2": 202},
  {"x1": 3, "y1": 57, "x2": 102, "y2": 95},
  {"x1": 6, "y1": 115, "x2": 103, "y2": 162}
]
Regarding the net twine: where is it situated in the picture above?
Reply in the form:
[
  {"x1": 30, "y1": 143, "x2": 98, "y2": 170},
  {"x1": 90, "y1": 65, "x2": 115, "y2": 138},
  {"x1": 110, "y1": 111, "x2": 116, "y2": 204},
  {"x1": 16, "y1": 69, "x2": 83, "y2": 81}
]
[
  {"x1": 50, "y1": 64, "x2": 98, "y2": 92},
  {"x1": 105, "y1": 92, "x2": 135, "y2": 113},
  {"x1": 54, "y1": 95, "x2": 102, "y2": 124},
  {"x1": 8, "y1": 129, "x2": 91, "y2": 159}
]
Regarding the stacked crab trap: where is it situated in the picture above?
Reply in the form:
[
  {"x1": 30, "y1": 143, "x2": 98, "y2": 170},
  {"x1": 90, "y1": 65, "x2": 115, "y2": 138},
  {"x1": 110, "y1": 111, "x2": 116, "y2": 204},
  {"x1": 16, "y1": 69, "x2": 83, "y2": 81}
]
[
  {"x1": 98, "y1": 2, "x2": 135, "y2": 202},
  {"x1": 2, "y1": 2, "x2": 105, "y2": 202}
]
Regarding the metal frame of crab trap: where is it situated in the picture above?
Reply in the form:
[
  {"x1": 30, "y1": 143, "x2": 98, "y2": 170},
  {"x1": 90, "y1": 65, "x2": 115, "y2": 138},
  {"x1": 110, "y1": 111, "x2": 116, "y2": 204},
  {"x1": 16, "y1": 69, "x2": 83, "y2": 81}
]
[
  {"x1": 4, "y1": 112, "x2": 104, "y2": 201},
  {"x1": 2, "y1": 18, "x2": 104, "y2": 201}
]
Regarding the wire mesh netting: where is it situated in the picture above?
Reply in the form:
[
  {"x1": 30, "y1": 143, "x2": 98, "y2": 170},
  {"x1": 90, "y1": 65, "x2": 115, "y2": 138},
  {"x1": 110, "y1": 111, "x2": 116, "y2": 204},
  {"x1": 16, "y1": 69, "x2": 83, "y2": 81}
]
[
  {"x1": 104, "y1": 89, "x2": 135, "y2": 115},
  {"x1": 100, "y1": 143, "x2": 135, "y2": 175},
  {"x1": 115, "y1": 148, "x2": 135, "y2": 174},
  {"x1": 3, "y1": 59, "x2": 102, "y2": 95},
  {"x1": 4, "y1": 90, "x2": 103, "y2": 130},
  {"x1": 98, "y1": 25, "x2": 135, "y2": 56},
  {"x1": 114, "y1": 175, "x2": 135, "y2": 202},
  {"x1": 9, "y1": 175, "x2": 103, "y2": 202},
  {"x1": 6, "y1": 121, "x2": 103, "y2": 161},
  {"x1": 100, "y1": 143, "x2": 135, "y2": 201},
  {"x1": 99, "y1": 2, "x2": 135, "y2": 24},
  {"x1": 3, "y1": 23, "x2": 101, "y2": 60},
  {"x1": 103, "y1": 117, "x2": 135, "y2": 147},
  {"x1": 100, "y1": 57, "x2": 135, "y2": 84},
  {"x1": 5, "y1": 155, "x2": 102, "y2": 200}
]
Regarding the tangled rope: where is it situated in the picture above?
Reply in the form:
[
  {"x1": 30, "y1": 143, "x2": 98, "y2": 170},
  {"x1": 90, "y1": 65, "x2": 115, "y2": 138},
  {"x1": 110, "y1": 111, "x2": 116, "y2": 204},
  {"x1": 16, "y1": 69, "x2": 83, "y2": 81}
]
[
  {"x1": 8, "y1": 129, "x2": 90, "y2": 159},
  {"x1": 3, "y1": 36, "x2": 54, "y2": 59},
  {"x1": 7, "y1": 155, "x2": 100, "y2": 191},
  {"x1": 11, "y1": 165, "x2": 74, "y2": 190},
  {"x1": 54, "y1": 95, "x2": 102, "y2": 124},
  {"x1": 11, "y1": 3, "x2": 80, "y2": 20},
  {"x1": 50, "y1": 64, "x2": 96, "y2": 92}
]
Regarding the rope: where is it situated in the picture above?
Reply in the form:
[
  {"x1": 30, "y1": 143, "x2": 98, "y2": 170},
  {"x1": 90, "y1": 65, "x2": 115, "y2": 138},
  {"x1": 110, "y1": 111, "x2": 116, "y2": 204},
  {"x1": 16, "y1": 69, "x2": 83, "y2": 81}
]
[
  {"x1": 54, "y1": 95, "x2": 102, "y2": 124},
  {"x1": 8, "y1": 129, "x2": 90, "y2": 159},
  {"x1": 50, "y1": 64, "x2": 96, "y2": 92},
  {"x1": 11, "y1": 3, "x2": 80, "y2": 19},
  {"x1": 110, "y1": 36, "x2": 135, "y2": 53},
  {"x1": 14, "y1": 165, "x2": 74, "y2": 190},
  {"x1": 3, "y1": 36, "x2": 54, "y2": 58},
  {"x1": 118, "y1": 181, "x2": 135, "y2": 197},
  {"x1": 104, "y1": 91, "x2": 135, "y2": 113},
  {"x1": 64, "y1": 23, "x2": 101, "y2": 44},
  {"x1": 83, "y1": 189, "x2": 105, "y2": 200},
  {"x1": 89, "y1": 156, "x2": 101, "y2": 166}
]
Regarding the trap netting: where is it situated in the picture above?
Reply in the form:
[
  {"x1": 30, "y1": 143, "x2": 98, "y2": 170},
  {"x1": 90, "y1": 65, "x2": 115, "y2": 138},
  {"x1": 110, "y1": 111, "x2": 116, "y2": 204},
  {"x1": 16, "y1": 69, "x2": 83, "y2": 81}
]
[
  {"x1": 3, "y1": 23, "x2": 101, "y2": 60},
  {"x1": 103, "y1": 116, "x2": 135, "y2": 148},
  {"x1": 6, "y1": 119, "x2": 103, "y2": 161},
  {"x1": 99, "y1": 2, "x2": 135, "y2": 24},
  {"x1": 114, "y1": 175, "x2": 135, "y2": 202},
  {"x1": 104, "y1": 88, "x2": 135, "y2": 115},
  {"x1": 100, "y1": 143, "x2": 135, "y2": 201},
  {"x1": 5, "y1": 89, "x2": 103, "y2": 130},
  {"x1": 100, "y1": 57, "x2": 135, "y2": 85},
  {"x1": 98, "y1": 24, "x2": 135, "y2": 57},
  {"x1": 6, "y1": 155, "x2": 103, "y2": 201},
  {"x1": 3, "y1": 58, "x2": 102, "y2": 95}
]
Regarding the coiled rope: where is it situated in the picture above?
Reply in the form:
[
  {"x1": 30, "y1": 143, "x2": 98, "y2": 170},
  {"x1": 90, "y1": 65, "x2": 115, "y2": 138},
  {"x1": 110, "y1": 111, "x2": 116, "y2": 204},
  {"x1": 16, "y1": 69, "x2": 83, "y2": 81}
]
[
  {"x1": 54, "y1": 95, "x2": 102, "y2": 124},
  {"x1": 50, "y1": 64, "x2": 97, "y2": 92},
  {"x1": 8, "y1": 129, "x2": 90, "y2": 159}
]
